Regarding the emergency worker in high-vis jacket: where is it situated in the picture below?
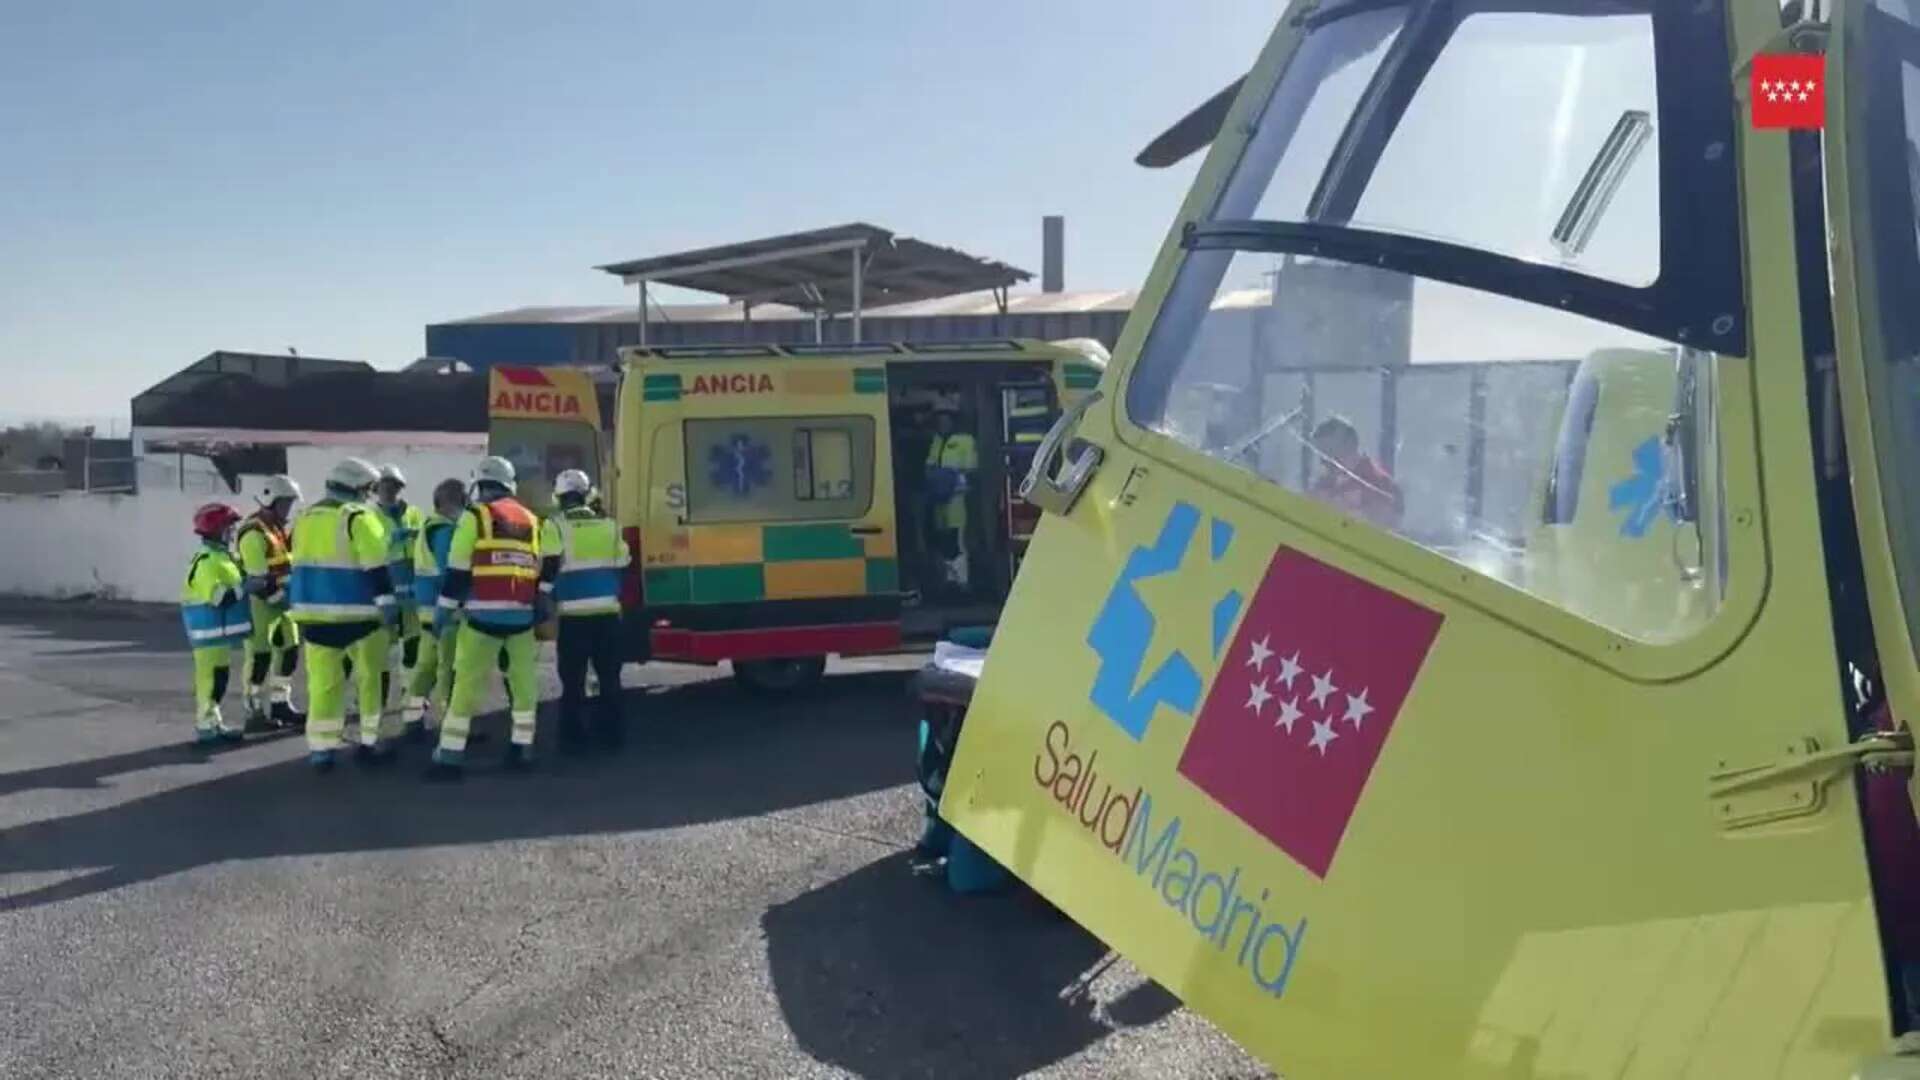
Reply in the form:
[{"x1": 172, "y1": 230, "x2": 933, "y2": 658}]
[
  {"x1": 180, "y1": 502, "x2": 252, "y2": 747},
  {"x1": 373, "y1": 464, "x2": 425, "y2": 713},
  {"x1": 428, "y1": 456, "x2": 544, "y2": 781},
  {"x1": 288, "y1": 457, "x2": 396, "y2": 772},
  {"x1": 235, "y1": 474, "x2": 305, "y2": 732},
  {"x1": 539, "y1": 469, "x2": 630, "y2": 755},
  {"x1": 924, "y1": 406, "x2": 979, "y2": 590},
  {"x1": 402, "y1": 478, "x2": 468, "y2": 741}
]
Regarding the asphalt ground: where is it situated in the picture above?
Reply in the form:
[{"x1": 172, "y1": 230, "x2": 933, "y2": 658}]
[{"x1": 0, "y1": 601, "x2": 1270, "y2": 1080}]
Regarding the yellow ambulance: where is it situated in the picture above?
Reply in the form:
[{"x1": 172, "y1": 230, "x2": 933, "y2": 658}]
[
  {"x1": 935, "y1": 0, "x2": 1920, "y2": 1076},
  {"x1": 611, "y1": 339, "x2": 1100, "y2": 691},
  {"x1": 488, "y1": 341, "x2": 1105, "y2": 690}
]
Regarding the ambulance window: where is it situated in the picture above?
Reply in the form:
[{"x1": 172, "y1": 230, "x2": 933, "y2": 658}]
[
  {"x1": 683, "y1": 416, "x2": 875, "y2": 524},
  {"x1": 489, "y1": 418, "x2": 597, "y2": 514},
  {"x1": 794, "y1": 427, "x2": 856, "y2": 502}
]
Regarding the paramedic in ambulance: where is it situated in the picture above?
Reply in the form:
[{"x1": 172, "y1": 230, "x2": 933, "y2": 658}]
[
  {"x1": 1307, "y1": 415, "x2": 1404, "y2": 530},
  {"x1": 924, "y1": 405, "x2": 979, "y2": 593}
]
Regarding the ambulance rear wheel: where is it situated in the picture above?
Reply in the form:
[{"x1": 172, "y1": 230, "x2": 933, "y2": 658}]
[{"x1": 733, "y1": 656, "x2": 827, "y2": 695}]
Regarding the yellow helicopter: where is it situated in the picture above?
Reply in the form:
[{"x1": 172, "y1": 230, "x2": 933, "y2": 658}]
[{"x1": 937, "y1": 0, "x2": 1920, "y2": 1075}]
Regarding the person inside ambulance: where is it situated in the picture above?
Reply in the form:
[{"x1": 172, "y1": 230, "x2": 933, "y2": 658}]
[
  {"x1": 1307, "y1": 415, "x2": 1404, "y2": 530},
  {"x1": 924, "y1": 405, "x2": 979, "y2": 593}
]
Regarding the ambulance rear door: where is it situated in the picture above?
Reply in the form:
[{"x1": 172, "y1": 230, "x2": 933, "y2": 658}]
[{"x1": 486, "y1": 365, "x2": 604, "y2": 516}]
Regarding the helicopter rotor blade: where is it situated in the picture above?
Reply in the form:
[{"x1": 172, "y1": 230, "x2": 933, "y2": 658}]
[{"x1": 1135, "y1": 75, "x2": 1245, "y2": 168}]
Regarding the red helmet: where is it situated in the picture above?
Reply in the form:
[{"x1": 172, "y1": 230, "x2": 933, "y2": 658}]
[{"x1": 193, "y1": 503, "x2": 242, "y2": 540}]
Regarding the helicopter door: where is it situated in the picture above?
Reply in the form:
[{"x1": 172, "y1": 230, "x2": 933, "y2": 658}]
[{"x1": 940, "y1": 1, "x2": 1899, "y2": 1075}]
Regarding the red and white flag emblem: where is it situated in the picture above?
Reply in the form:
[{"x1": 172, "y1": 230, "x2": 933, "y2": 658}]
[
  {"x1": 1176, "y1": 547, "x2": 1442, "y2": 878},
  {"x1": 1750, "y1": 53, "x2": 1824, "y2": 130}
]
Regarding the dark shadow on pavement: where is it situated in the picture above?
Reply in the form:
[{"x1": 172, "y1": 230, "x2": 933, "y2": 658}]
[
  {"x1": 0, "y1": 671, "x2": 916, "y2": 912},
  {"x1": 763, "y1": 853, "x2": 1178, "y2": 1079},
  {"x1": 0, "y1": 730, "x2": 300, "y2": 797}
]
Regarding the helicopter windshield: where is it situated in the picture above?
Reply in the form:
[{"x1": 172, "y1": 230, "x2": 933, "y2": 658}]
[{"x1": 1124, "y1": 0, "x2": 1745, "y2": 645}]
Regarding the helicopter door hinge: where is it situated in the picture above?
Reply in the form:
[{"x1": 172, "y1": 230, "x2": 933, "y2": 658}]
[
  {"x1": 1732, "y1": 18, "x2": 1829, "y2": 87},
  {"x1": 1708, "y1": 731, "x2": 1912, "y2": 830}
]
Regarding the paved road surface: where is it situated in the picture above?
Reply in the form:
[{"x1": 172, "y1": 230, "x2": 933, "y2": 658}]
[{"x1": 0, "y1": 602, "x2": 1269, "y2": 1079}]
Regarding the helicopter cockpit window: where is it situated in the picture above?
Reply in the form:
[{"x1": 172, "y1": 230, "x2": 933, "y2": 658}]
[{"x1": 1126, "y1": 0, "x2": 1741, "y2": 645}]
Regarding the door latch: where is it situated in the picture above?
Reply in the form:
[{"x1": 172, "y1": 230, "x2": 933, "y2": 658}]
[
  {"x1": 1019, "y1": 391, "x2": 1105, "y2": 517},
  {"x1": 1709, "y1": 731, "x2": 1912, "y2": 829}
]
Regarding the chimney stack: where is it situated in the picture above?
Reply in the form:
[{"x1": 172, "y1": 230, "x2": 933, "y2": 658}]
[{"x1": 1042, "y1": 215, "x2": 1065, "y2": 294}]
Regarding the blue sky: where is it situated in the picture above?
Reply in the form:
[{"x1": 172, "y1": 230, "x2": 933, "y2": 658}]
[{"x1": 0, "y1": 0, "x2": 1274, "y2": 425}]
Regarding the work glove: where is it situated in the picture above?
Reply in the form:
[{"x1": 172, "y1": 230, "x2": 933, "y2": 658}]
[
  {"x1": 434, "y1": 605, "x2": 457, "y2": 637},
  {"x1": 381, "y1": 602, "x2": 400, "y2": 630},
  {"x1": 243, "y1": 574, "x2": 272, "y2": 598},
  {"x1": 533, "y1": 593, "x2": 556, "y2": 625}
]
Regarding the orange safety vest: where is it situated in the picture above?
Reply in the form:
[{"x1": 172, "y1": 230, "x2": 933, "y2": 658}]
[
  {"x1": 237, "y1": 514, "x2": 293, "y2": 592},
  {"x1": 467, "y1": 498, "x2": 540, "y2": 615}
]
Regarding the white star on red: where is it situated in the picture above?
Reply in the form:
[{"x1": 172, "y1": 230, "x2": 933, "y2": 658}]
[
  {"x1": 1275, "y1": 697, "x2": 1303, "y2": 734},
  {"x1": 1798, "y1": 91, "x2": 1810, "y2": 102},
  {"x1": 1246, "y1": 635, "x2": 1273, "y2": 671},
  {"x1": 1343, "y1": 688, "x2": 1374, "y2": 730},
  {"x1": 1308, "y1": 717, "x2": 1338, "y2": 755},
  {"x1": 1275, "y1": 651, "x2": 1303, "y2": 690},
  {"x1": 1246, "y1": 678, "x2": 1272, "y2": 714},
  {"x1": 1308, "y1": 669, "x2": 1338, "y2": 708}
]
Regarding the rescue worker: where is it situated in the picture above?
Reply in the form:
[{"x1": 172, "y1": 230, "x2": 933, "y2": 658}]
[
  {"x1": 1306, "y1": 415, "x2": 1404, "y2": 530},
  {"x1": 288, "y1": 457, "x2": 397, "y2": 772},
  {"x1": 180, "y1": 503, "x2": 252, "y2": 747},
  {"x1": 538, "y1": 469, "x2": 630, "y2": 755},
  {"x1": 373, "y1": 464, "x2": 425, "y2": 714},
  {"x1": 235, "y1": 474, "x2": 306, "y2": 733},
  {"x1": 428, "y1": 455, "x2": 544, "y2": 781},
  {"x1": 402, "y1": 478, "x2": 468, "y2": 742},
  {"x1": 924, "y1": 405, "x2": 978, "y2": 593}
]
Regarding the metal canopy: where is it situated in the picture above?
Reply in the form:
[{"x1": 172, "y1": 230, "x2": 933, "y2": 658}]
[{"x1": 596, "y1": 223, "x2": 1032, "y2": 345}]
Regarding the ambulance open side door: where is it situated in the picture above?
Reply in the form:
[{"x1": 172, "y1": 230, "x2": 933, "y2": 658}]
[{"x1": 939, "y1": 1, "x2": 1906, "y2": 1076}]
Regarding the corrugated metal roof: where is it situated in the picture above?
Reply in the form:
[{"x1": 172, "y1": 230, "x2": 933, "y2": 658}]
[
  {"x1": 594, "y1": 222, "x2": 1031, "y2": 314},
  {"x1": 438, "y1": 288, "x2": 1139, "y2": 327}
]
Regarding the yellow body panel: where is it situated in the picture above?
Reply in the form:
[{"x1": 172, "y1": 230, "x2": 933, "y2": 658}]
[
  {"x1": 764, "y1": 559, "x2": 867, "y2": 600},
  {"x1": 939, "y1": 2, "x2": 1904, "y2": 1076}
]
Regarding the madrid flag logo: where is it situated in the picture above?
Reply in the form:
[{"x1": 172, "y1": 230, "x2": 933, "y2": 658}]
[
  {"x1": 1750, "y1": 53, "x2": 1824, "y2": 130},
  {"x1": 1176, "y1": 547, "x2": 1442, "y2": 878}
]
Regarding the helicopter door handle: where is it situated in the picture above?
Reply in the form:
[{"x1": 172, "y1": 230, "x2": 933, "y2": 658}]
[
  {"x1": 1019, "y1": 390, "x2": 1104, "y2": 517},
  {"x1": 849, "y1": 525, "x2": 882, "y2": 535}
]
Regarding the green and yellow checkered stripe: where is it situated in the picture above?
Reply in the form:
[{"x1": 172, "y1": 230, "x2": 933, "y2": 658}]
[{"x1": 643, "y1": 523, "x2": 898, "y2": 604}]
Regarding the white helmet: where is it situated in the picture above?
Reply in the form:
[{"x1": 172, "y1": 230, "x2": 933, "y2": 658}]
[
  {"x1": 554, "y1": 469, "x2": 592, "y2": 498},
  {"x1": 376, "y1": 464, "x2": 407, "y2": 487},
  {"x1": 325, "y1": 457, "x2": 380, "y2": 496},
  {"x1": 257, "y1": 474, "x2": 303, "y2": 507},
  {"x1": 471, "y1": 455, "x2": 517, "y2": 494}
]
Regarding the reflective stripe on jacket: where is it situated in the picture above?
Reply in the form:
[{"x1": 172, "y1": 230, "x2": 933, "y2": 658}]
[
  {"x1": 412, "y1": 515, "x2": 455, "y2": 609},
  {"x1": 539, "y1": 507, "x2": 629, "y2": 617},
  {"x1": 449, "y1": 498, "x2": 540, "y2": 629},
  {"x1": 288, "y1": 501, "x2": 391, "y2": 624},
  {"x1": 181, "y1": 544, "x2": 252, "y2": 648},
  {"x1": 381, "y1": 501, "x2": 425, "y2": 604}
]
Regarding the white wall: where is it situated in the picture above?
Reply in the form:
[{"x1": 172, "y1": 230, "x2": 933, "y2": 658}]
[{"x1": 0, "y1": 440, "x2": 487, "y2": 604}]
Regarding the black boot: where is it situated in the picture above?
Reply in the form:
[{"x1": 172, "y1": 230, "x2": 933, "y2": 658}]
[
  {"x1": 502, "y1": 743, "x2": 533, "y2": 773},
  {"x1": 243, "y1": 702, "x2": 275, "y2": 735},
  {"x1": 272, "y1": 701, "x2": 306, "y2": 732}
]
